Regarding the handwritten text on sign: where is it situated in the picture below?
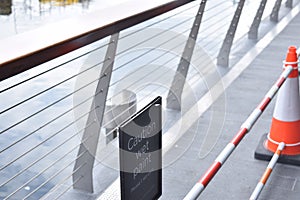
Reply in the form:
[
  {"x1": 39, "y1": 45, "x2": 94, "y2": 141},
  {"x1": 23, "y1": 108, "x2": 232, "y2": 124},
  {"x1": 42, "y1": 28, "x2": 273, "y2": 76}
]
[{"x1": 119, "y1": 97, "x2": 162, "y2": 200}]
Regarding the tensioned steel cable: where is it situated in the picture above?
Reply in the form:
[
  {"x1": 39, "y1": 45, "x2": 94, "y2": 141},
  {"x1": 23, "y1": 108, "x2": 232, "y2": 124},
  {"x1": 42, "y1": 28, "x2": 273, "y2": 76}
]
[
  {"x1": 41, "y1": 86, "x2": 166, "y2": 199},
  {"x1": 201, "y1": 5, "x2": 234, "y2": 24},
  {"x1": 102, "y1": 38, "x2": 187, "y2": 118},
  {"x1": 101, "y1": 27, "x2": 190, "y2": 111},
  {"x1": 204, "y1": 0, "x2": 231, "y2": 13},
  {"x1": 1, "y1": 0, "x2": 246, "y2": 183},
  {"x1": 0, "y1": 105, "x2": 99, "y2": 171},
  {"x1": 38, "y1": 165, "x2": 85, "y2": 200},
  {"x1": 6, "y1": 105, "x2": 106, "y2": 199},
  {"x1": 0, "y1": 42, "x2": 109, "y2": 94},
  {"x1": 0, "y1": 13, "x2": 193, "y2": 126},
  {"x1": 109, "y1": 28, "x2": 190, "y2": 86},
  {"x1": 102, "y1": 52, "x2": 188, "y2": 137},
  {"x1": 5, "y1": 148, "x2": 85, "y2": 199},
  {"x1": 24, "y1": 121, "x2": 106, "y2": 199},
  {"x1": 102, "y1": 66, "x2": 171, "y2": 133},
  {"x1": 118, "y1": 1, "x2": 199, "y2": 39},
  {"x1": 21, "y1": 157, "x2": 87, "y2": 200},
  {"x1": 3, "y1": 123, "x2": 93, "y2": 199},
  {"x1": 108, "y1": 13, "x2": 211, "y2": 88},
  {"x1": 6, "y1": 119, "x2": 94, "y2": 198},
  {"x1": 104, "y1": 84, "x2": 168, "y2": 139},
  {"x1": 0, "y1": 1, "x2": 199, "y2": 92},
  {"x1": 1, "y1": 2, "x2": 228, "y2": 133},
  {"x1": 200, "y1": 11, "x2": 234, "y2": 35},
  {"x1": 96, "y1": 86, "x2": 170, "y2": 164},
  {"x1": 116, "y1": 6, "x2": 228, "y2": 76},
  {"x1": 102, "y1": 23, "x2": 227, "y2": 131},
  {"x1": 120, "y1": 0, "x2": 229, "y2": 40},
  {"x1": 52, "y1": 176, "x2": 83, "y2": 200},
  {"x1": 104, "y1": 13, "x2": 234, "y2": 120},
  {"x1": 0, "y1": 0, "x2": 225, "y2": 93},
  {"x1": 0, "y1": 118, "x2": 95, "y2": 188},
  {"x1": 0, "y1": 75, "x2": 102, "y2": 152},
  {"x1": 113, "y1": 8, "x2": 231, "y2": 85},
  {"x1": 1, "y1": 0, "x2": 231, "y2": 93},
  {"x1": 0, "y1": 37, "x2": 182, "y2": 162},
  {"x1": 102, "y1": 56, "x2": 181, "y2": 136},
  {"x1": 69, "y1": 33, "x2": 188, "y2": 131},
  {"x1": 101, "y1": 50, "x2": 181, "y2": 137},
  {"x1": 0, "y1": 57, "x2": 107, "y2": 117},
  {"x1": 112, "y1": 17, "x2": 196, "y2": 69},
  {"x1": 0, "y1": 60, "x2": 106, "y2": 135}
]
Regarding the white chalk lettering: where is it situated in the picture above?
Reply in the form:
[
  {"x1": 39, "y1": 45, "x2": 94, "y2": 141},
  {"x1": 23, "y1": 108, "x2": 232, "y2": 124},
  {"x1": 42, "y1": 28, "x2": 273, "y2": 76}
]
[
  {"x1": 127, "y1": 122, "x2": 156, "y2": 151},
  {"x1": 133, "y1": 153, "x2": 152, "y2": 180}
]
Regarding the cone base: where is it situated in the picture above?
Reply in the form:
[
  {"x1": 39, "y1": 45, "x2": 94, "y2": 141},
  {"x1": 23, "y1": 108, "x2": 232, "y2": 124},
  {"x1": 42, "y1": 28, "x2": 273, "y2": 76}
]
[{"x1": 254, "y1": 133, "x2": 300, "y2": 166}]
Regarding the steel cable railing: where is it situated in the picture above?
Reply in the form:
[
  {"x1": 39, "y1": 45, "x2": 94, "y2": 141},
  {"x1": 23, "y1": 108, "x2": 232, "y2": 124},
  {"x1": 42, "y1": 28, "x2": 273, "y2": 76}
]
[
  {"x1": 3, "y1": 112, "x2": 100, "y2": 198},
  {"x1": 0, "y1": 108, "x2": 98, "y2": 188},
  {"x1": 0, "y1": 86, "x2": 107, "y2": 198},
  {"x1": 110, "y1": 19, "x2": 193, "y2": 74},
  {"x1": 0, "y1": 4, "x2": 200, "y2": 197},
  {"x1": 0, "y1": 105, "x2": 99, "y2": 173},
  {"x1": 103, "y1": 1, "x2": 237, "y2": 105},
  {"x1": 0, "y1": 2, "x2": 211, "y2": 196},
  {"x1": 0, "y1": 64, "x2": 104, "y2": 137},
  {"x1": 0, "y1": 76, "x2": 100, "y2": 154},
  {"x1": 23, "y1": 158, "x2": 87, "y2": 199}
]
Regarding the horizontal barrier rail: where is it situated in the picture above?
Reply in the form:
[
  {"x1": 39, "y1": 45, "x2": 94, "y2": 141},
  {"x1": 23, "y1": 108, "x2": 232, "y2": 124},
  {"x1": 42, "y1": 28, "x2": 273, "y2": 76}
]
[
  {"x1": 249, "y1": 142, "x2": 285, "y2": 200},
  {"x1": 183, "y1": 65, "x2": 293, "y2": 200}
]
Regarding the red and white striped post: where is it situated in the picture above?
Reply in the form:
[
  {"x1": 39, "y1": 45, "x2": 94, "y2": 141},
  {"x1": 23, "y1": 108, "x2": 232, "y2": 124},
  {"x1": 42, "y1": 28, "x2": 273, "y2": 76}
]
[
  {"x1": 183, "y1": 65, "x2": 293, "y2": 200},
  {"x1": 249, "y1": 142, "x2": 285, "y2": 200}
]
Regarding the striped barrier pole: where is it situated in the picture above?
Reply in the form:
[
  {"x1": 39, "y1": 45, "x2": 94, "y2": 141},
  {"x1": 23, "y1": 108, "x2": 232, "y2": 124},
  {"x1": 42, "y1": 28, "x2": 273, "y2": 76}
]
[
  {"x1": 183, "y1": 65, "x2": 293, "y2": 200},
  {"x1": 249, "y1": 142, "x2": 285, "y2": 200}
]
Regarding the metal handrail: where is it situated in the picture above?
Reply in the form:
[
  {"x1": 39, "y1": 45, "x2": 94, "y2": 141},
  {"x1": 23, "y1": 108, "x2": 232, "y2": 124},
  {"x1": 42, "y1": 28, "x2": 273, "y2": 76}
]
[{"x1": 0, "y1": 0, "x2": 194, "y2": 81}]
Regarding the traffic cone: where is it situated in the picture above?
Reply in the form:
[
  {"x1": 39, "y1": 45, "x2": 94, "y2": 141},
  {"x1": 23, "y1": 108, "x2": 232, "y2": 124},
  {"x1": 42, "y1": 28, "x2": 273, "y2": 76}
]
[
  {"x1": 255, "y1": 46, "x2": 300, "y2": 165},
  {"x1": 266, "y1": 46, "x2": 300, "y2": 155}
]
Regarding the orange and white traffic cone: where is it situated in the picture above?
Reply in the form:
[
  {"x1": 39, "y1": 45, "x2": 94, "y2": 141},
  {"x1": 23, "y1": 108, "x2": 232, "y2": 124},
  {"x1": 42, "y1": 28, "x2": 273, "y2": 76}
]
[
  {"x1": 266, "y1": 46, "x2": 300, "y2": 155},
  {"x1": 255, "y1": 46, "x2": 300, "y2": 166}
]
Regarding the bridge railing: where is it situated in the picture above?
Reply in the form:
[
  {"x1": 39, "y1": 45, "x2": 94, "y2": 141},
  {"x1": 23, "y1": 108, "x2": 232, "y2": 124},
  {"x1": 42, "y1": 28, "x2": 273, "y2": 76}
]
[{"x1": 0, "y1": 0, "x2": 296, "y2": 199}]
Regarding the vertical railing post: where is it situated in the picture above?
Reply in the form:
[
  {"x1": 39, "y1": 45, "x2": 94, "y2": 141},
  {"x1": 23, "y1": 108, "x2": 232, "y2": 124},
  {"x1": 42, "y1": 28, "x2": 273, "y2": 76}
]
[
  {"x1": 248, "y1": 0, "x2": 268, "y2": 40},
  {"x1": 166, "y1": 0, "x2": 207, "y2": 110},
  {"x1": 72, "y1": 33, "x2": 119, "y2": 193},
  {"x1": 270, "y1": 0, "x2": 282, "y2": 22},
  {"x1": 217, "y1": 0, "x2": 245, "y2": 67},
  {"x1": 285, "y1": 0, "x2": 293, "y2": 8}
]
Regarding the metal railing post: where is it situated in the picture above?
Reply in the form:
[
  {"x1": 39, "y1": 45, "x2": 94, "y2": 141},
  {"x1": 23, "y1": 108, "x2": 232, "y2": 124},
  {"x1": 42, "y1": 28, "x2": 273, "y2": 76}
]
[
  {"x1": 248, "y1": 0, "x2": 268, "y2": 40},
  {"x1": 270, "y1": 0, "x2": 282, "y2": 22},
  {"x1": 72, "y1": 33, "x2": 119, "y2": 193},
  {"x1": 217, "y1": 0, "x2": 245, "y2": 67},
  {"x1": 166, "y1": 0, "x2": 207, "y2": 110},
  {"x1": 285, "y1": 0, "x2": 293, "y2": 8}
]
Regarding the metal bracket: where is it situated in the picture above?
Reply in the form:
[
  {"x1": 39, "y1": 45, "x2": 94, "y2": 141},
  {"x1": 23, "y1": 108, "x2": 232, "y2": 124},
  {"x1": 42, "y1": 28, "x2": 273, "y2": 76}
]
[
  {"x1": 217, "y1": 0, "x2": 245, "y2": 67},
  {"x1": 270, "y1": 0, "x2": 282, "y2": 22},
  {"x1": 248, "y1": 0, "x2": 268, "y2": 40},
  {"x1": 285, "y1": 0, "x2": 293, "y2": 8},
  {"x1": 72, "y1": 33, "x2": 119, "y2": 193},
  {"x1": 166, "y1": 0, "x2": 207, "y2": 111}
]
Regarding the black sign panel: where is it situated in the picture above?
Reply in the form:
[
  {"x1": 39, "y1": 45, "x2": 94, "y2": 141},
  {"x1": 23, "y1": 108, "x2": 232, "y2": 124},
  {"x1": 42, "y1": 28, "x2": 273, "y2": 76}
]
[{"x1": 119, "y1": 97, "x2": 162, "y2": 200}]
